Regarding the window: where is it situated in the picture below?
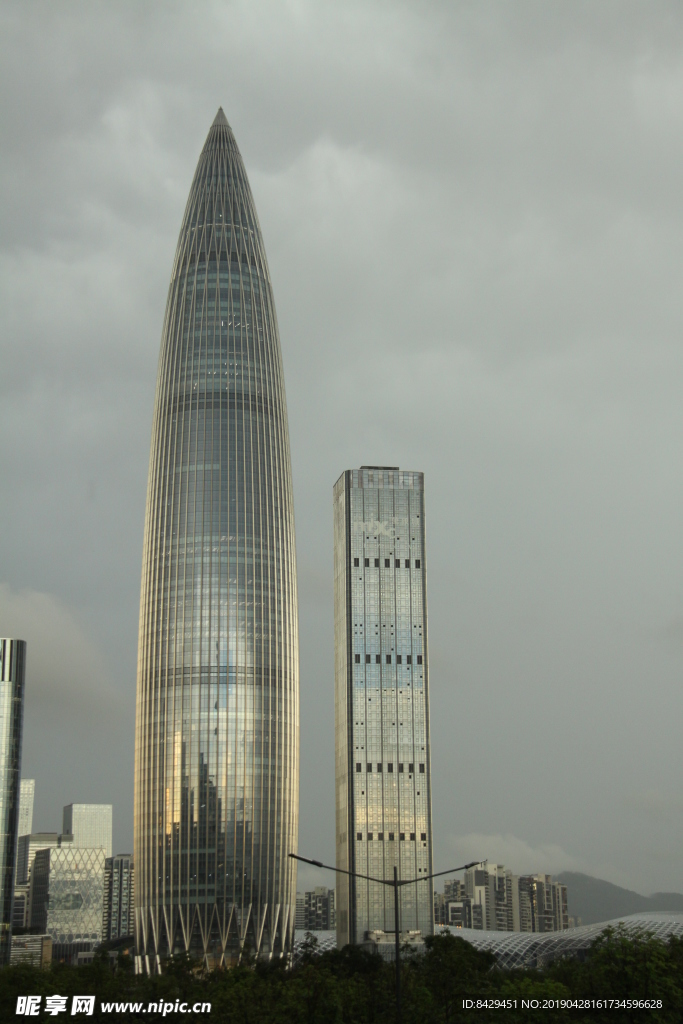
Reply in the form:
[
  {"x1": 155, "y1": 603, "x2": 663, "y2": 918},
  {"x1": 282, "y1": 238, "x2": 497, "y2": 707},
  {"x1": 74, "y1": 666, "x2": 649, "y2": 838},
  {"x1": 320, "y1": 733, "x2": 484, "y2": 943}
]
[
  {"x1": 388, "y1": 763, "x2": 393, "y2": 773},
  {"x1": 374, "y1": 557, "x2": 379, "y2": 567},
  {"x1": 365, "y1": 654, "x2": 371, "y2": 664},
  {"x1": 398, "y1": 763, "x2": 404, "y2": 773},
  {"x1": 417, "y1": 655, "x2": 423, "y2": 665},
  {"x1": 384, "y1": 558, "x2": 390, "y2": 568},
  {"x1": 367, "y1": 763, "x2": 372, "y2": 772},
  {"x1": 375, "y1": 654, "x2": 381, "y2": 664},
  {"x1": 396, "y1": 655, "x2": 402, "y2": 665},
  {"x1": 388, "y1": 832, "x2": 395, "y2": 841},
  {"x1": 377, "y1": 763, "x2": 382, "y2": 772},
  {"x1": 415, "y1": 559, "x2": 421, "y2": 568},
  {"x1": 419, "y1": 763, "x2": 425, "y2": 773},
  {"x1": 367, "y1": 833, "x2": 373, "y2": 840},
  {"x1": 378, "y1": 832, "x2": 384, "y2": 840},
  {"x1": 420, "y1": 833, "x2": 426, "y2": 841},
  {"x1": 408, "y1": 763, "x2": 414, "y2": 773},
  {"x1": 355, "y1": 654, "x2": 360, "y2": 664},
  {"x1": 353, "y1": 557, "x2": 359, "y2": 567},
  {"x1": 410, "y1": 833, "x2": 416, "y2": 841},
  {"x1": 386, "y1": 654, "x2": 391, "y2": 665},
  {"x1": 395, "y1": 558, "x2": 400, "y2": 568},
  {"x1": 364, "y1": 557, "x2": 369, "y2": 567},
  {"x1": 357, "y1": 833, "x2": 362, "y2": 841},
  {"x1": 356, "y1": 763, "x2": 361, "y2": 773},
  {"x1": 405, "y1": 559, "x2": 410, "y2": 568},
  {"x1": 400, "y1": 833, "x2": 405, "y2": 841},
  {"x1": 407, "y1": 655, "x2": 412, "y2": 665}
]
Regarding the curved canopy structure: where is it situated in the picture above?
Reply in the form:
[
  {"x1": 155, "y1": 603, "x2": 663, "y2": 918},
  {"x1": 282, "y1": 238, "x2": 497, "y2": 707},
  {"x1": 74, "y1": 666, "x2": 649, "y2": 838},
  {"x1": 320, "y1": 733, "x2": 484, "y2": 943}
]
[
  {"x1": 443, "y1": 912, "x2": 683, "y2": 969},
  {"x1": 292, "y1": 913, "x2": 683, "y2": 970}
]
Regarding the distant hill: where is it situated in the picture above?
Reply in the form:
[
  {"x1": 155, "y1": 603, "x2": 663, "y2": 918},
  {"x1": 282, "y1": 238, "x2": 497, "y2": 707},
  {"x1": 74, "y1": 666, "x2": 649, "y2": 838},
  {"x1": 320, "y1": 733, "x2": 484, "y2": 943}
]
[{"x1": 556, "y1": 872, "x2": 683, "y2": 926}]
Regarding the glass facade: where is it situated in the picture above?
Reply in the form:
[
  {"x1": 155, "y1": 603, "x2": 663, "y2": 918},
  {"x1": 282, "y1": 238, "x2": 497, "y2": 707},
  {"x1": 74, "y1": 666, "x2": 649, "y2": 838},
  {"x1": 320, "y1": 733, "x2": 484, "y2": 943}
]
[
  {"x1": 103, "y1": 855, "x2": 134, "y2": 941},
  {"x1": 334, "y1": 470, "x2": 434, "y2": 947},
  {"x1": 18, "y1": 779, "x2": 34, "y2": 838},
  {"x1": 0, "y1": 638, "x2": 26, "y2": 964},
  {"x1": 16, "y1": 833, "x2": 60, "y2": 886},
  {"x1": 63, "y1": 804, "x2": 112, "y2": 859},
  {"x1": 135, "y1": 109, "x2": 299, "y2": 971},
  {"x1": 30, "y1": 846, "x2": 105, "y2": 962}
]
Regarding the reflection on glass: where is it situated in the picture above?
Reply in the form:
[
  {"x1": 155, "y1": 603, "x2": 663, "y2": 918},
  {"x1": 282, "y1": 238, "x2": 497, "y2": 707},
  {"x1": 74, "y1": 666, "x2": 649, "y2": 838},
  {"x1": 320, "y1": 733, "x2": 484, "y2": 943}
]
[{"x1": 134, "y1": 110, "x2": 299, "y2": 971}]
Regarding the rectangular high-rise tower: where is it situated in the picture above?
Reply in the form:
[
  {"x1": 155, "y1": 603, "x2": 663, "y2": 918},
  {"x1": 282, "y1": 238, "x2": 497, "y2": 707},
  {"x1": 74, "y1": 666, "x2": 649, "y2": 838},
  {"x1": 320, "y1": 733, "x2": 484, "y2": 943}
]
[
  {"x1": 103, "y1": 854, "x2": 134, "y2": 941},
  {"x1": 0, "y1": 639, "x2": 26, "y2": 964},
  {"x1": 334, "y1": 468, "x2": 433, "y2": 947},
  {"x1": 63, "y1": 804, "x2": 112, "y2": 858},
  {"x1": 18, "y1": 780, "x2": 34, "y2": 838}
]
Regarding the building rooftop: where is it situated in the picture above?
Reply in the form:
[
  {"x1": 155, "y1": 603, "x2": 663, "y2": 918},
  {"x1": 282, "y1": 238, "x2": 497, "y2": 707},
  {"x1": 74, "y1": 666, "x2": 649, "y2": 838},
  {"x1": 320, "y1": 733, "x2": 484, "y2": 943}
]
[
  {"x1": 442, "y1": 912, "x2": 683, "y2": 969},
  {"x1": 292, "y1": 913, "x2": 683, "y2": 970}
]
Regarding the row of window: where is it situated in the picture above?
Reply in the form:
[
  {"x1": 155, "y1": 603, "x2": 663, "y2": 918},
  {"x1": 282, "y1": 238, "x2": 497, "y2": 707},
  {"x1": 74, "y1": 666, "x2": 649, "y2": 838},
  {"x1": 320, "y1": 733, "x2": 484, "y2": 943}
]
[
  {"x1": 355, "y1": 654, "x2": 422, "y2": 665},
  {"x1": 354, "y1": 558, "x2": 421, "y2": 569},
  {"x1": 356, "y1": 832, "x2": 427, "y2": 842},
  {"x1": 356, "y1": 763, "x2": 425, "y2": 773}
]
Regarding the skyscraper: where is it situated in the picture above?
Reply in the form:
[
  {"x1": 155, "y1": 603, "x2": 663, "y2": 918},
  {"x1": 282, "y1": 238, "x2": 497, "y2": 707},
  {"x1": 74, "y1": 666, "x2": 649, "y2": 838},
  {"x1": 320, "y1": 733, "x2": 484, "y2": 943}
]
[
  {"x1": 12, "y1": 779, "x2": 35, "y2": 930},
  {"x1": 103, "y1": 855, "x2": 134, "y2": 941},
  {"x1": 135, "y1": 109, "x2": 299, "y2": 971},
  {"x1": 63, "y1": 804, "x2": 112, "y2": 858},
  {"x1": 334, "y1": 469, "x2": 433, "y2": 947},
  {"x1": 0, "y1": 639, "x2": 27, "y2": 964},
  {"x1": 15, "y1": 832, "x2": 61, "y2": 932},
  {"x1": 18, "y1": 779, "x2": 34, "y2": 838}
]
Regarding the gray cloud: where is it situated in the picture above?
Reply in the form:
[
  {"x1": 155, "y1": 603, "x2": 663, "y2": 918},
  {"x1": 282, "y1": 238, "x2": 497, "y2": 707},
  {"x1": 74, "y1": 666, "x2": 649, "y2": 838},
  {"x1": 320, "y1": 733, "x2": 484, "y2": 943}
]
[
  {"x1": 1, "y1": 0, "x2": 683, "y2": 893},
  {"x1": 448, "y1": 833, "x2": 581, "y2": 879},
  {"x1": 0, "y1": 584, "x2": 130, "y2": 838}
]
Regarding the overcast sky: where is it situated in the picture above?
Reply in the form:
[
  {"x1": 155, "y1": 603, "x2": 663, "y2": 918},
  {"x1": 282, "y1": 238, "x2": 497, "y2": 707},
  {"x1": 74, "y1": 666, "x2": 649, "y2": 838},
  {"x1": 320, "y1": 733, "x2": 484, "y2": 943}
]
[{"x1": 2, "y1": 0, "x2": 683, "y2": 902}]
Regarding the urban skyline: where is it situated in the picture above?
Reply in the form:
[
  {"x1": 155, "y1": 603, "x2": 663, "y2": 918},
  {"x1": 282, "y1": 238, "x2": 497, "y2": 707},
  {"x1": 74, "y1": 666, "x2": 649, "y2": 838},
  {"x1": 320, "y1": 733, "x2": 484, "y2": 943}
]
[
  {"x1": 2, "y1": 4, "x2": 683, "y2": 903},
  {"x1": 12, "y1": 787, "x2": 137, "y2": 963}
]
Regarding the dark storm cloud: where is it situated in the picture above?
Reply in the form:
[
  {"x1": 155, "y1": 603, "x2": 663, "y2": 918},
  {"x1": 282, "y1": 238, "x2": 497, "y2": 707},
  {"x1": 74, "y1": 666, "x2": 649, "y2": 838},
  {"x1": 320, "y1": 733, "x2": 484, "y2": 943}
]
[{"x1": 1, "y1": 0, "x2": 682, "y2": 894}]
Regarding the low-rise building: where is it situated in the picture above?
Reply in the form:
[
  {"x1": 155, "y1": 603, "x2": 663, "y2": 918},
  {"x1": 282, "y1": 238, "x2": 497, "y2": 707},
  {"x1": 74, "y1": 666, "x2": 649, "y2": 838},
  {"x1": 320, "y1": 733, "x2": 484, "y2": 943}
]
[{"x1": 10, "y1": 934, "x2": 52, "y2": 968}]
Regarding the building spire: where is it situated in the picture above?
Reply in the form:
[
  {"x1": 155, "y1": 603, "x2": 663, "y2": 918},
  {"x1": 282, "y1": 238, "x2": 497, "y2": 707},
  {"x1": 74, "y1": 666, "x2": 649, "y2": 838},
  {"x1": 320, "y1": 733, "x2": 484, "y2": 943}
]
[{"x1": 212, "y1": 106, "x2": 229, "y2": 128}]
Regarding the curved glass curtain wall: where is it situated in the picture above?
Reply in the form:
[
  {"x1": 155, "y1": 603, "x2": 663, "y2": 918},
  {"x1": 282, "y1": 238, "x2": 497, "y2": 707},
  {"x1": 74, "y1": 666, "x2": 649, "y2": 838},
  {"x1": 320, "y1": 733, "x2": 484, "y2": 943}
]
[{"x1": 135, "y1": 110, "x2": 299, "y2": 971}]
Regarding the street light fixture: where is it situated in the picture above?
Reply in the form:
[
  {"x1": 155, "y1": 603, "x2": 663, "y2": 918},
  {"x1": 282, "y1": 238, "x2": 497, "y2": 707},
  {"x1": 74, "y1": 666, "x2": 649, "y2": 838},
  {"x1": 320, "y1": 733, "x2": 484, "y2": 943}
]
[{"x1": 289, "y1": 852, "x2": 482, "y2": 1024}]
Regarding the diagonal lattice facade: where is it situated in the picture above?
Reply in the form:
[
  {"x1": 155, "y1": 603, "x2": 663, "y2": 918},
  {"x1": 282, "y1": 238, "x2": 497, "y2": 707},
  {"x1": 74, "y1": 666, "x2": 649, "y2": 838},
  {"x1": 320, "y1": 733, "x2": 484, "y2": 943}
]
[
  {"x1": 31, "y1": 846, "x2": 106, "y2": 959},
  {"x1": 134, "y1": 109, "x2": 299, "y2": 972}
]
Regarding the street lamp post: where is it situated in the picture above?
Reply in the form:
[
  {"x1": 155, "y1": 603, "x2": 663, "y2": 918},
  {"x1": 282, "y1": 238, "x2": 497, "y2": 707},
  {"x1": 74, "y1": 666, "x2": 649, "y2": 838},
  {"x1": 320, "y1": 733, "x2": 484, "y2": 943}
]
[{"x1": 289, "y1": 852, "x2": 481, "y2": 1024}]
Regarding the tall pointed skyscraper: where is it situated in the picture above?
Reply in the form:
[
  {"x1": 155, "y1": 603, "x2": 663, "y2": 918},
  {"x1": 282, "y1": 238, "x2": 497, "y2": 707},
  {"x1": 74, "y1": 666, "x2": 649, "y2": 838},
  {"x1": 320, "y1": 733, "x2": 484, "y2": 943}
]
[{"x1": 135, "y1": 110, "x2": 299, "y2": 971}]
